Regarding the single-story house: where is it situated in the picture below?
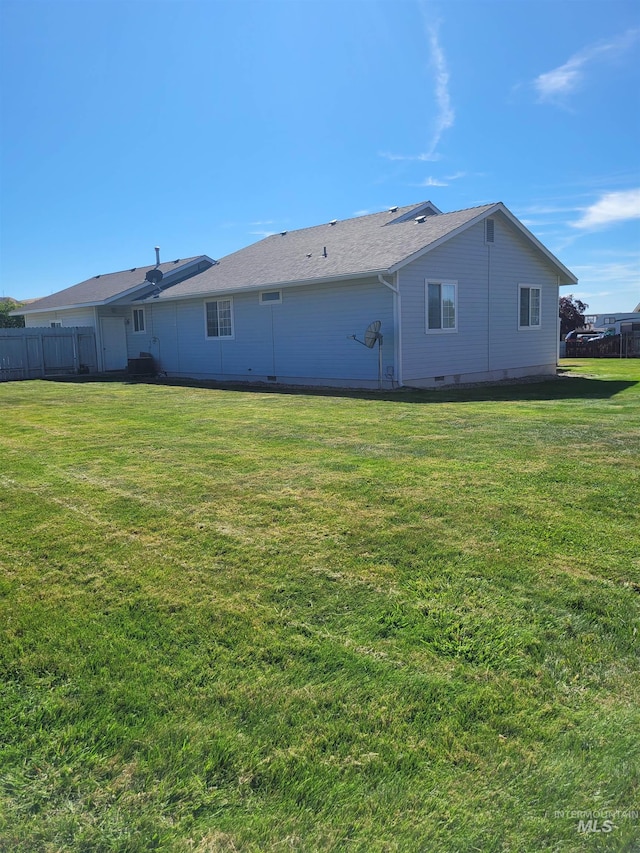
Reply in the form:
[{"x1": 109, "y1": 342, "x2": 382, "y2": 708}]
[{"x1": 18, "y1": 201, "x2": 577, "y2": 388}]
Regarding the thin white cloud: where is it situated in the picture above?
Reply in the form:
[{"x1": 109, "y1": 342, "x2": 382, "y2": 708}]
[
  {"x1": 533, "y1": 28, "x2": 640, "y2": 105},
  {"x1": 426, "y1": 19, "x2": 454, "y2": 156},
  {"x1": 380, "y1": 14, "x2": 453, "y2": 162},
  {"x1": 572, "y1": 188, "x2": 640, "y2": 229},
  {"x1": 416, "y1": 177, "x2": 448, "y2": 187},
  {"x1": 519, "y1": 203, "x2": 582, "y2": 217},
  {"x1": 572, "y1": 260, "x2": 640, "y2": 287},
  {"x1": 413, "y1": 171, "x2": 467, "y2": 187},
  {"x1": 249, "y1": 230, "x2": 278, "y2": 238},
  {"x1": 379, "y1": 151, "x2": 441, "y2": 163}
]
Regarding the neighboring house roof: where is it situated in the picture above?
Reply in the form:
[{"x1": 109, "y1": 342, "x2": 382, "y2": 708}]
[
  {"x1": 635, "y1": 303, "x2": 640, "y2": 312},
  {"x1": 20, "y1": 256, "x2": 211, "y2": 314},
  {"x1": 18, "y1": 201, "x2": 578, "y2": 313},
  {"x1": 144, "y1": 201, "x2": 576, "y2": 303}
]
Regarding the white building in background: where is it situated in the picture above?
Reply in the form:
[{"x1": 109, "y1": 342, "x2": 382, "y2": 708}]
[{"x1": 585, "y1": 312, "x2": 640, "y2": 335}]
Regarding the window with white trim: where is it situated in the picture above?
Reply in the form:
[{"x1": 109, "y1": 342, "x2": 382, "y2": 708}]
[
  {"x1": 426, "y1": 280, "x2": 457, "y2": 331},
  {"x1": 205, "y1": 298, "x2": 233, "y2": 338},
  {"x1": 519, "y1": 286, "x2": 541, "y2": 328},
  {"x1": 260, "y1": 290, "x2": 282, "y2": 304},
  {"x1": 132, "y1": 308, "x2": 145, "y2": 333}
]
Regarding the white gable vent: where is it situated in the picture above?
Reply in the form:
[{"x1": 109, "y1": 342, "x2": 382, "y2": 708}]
[{"x1": 485, "y1": 218, "x2": 495, "y2": 243}]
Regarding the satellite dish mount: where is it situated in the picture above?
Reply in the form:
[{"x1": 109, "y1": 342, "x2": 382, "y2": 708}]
[{"x1": 349, "y1": 320, "x2": 384, "y2": 389}]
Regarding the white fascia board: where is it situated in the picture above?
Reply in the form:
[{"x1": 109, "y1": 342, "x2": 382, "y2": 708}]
[
  {"x1": 17, "y1": 300, "x2": 103, "y2": 315},
  {"x1": 105, "y1": 256, "x2": 215, "y2": 304},
  {"x1": 146, "y1": 269, "x2": 390, "y2": 303},
  {"x1": 102, "y1": 282, "x2": 157, "y2": 305},
  {"x1": 495, "y1": 204, "x2": 578, "y2": 284}
]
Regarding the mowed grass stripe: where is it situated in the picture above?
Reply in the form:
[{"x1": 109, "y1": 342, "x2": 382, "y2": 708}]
[{"x1": 1, "y1": 360, "x2": 639, "y2": 851}]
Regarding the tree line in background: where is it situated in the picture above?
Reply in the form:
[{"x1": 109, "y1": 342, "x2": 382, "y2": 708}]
[
  {"x1": 559, "y1": 295, "x2": 588, "y2": 338},
  {"x1": 0, "y1": 300, "x2": 25, "y2": 328}
]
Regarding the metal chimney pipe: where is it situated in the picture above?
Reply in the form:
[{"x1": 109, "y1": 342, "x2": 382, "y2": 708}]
[{"x1": 155, "y1": 246, "x2": 160, "y2": 266}]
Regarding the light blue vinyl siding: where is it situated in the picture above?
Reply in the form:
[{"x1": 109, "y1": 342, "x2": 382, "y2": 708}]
[
  {"x1": 134, "y1": 277, "x2": 395, "y2": 387},
  {"x1": 400, "y1": 215, "x2": 559, "y2": 384},
  {"x1": 25, "y1": 307, "x2": 96, "y2": 328}
]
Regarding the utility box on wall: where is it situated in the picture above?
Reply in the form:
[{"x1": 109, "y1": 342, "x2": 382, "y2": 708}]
[{"x1": 127, "y1": 355, "x2": 155, "y2": 376}]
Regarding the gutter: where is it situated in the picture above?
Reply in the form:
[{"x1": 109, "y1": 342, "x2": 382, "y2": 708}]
[{"x1": 143, "y1": 269, "x2": 391, "y2": 304}]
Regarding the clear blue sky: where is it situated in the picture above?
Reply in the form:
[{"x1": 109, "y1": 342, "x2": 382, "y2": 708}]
[{"x1": 1, "y1": 0, "x2": 639, "y2": 313}]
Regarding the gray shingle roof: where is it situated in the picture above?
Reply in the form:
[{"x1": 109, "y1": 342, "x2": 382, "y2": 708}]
[
  {"x1": 23, "y1": 257, "x2": 205, "y2": 312},
  {"x1": 21, "y1": 201, "x2": 577, "y2": 313},
  {"x1": 150, "y1": 203, "x2": 497, "y2": 301}
]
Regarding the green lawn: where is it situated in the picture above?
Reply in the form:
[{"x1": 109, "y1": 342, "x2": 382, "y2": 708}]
[{"x1": 1, "y1": 359, "x2": 639, "y2": 852}]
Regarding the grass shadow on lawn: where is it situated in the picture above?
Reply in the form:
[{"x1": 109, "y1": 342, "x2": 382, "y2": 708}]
[{"x1": 46, "y1": 372, "x2": 638, "y2": 404}]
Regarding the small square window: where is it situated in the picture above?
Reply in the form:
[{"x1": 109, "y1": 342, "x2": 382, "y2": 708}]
[{"x1": 260, "y1": 290, "x2": 282, "y2": 304}]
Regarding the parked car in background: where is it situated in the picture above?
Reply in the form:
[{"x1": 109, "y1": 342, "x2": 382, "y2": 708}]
[{"x1": 565, "y1": 329, "x2": 605, "y2": 342}]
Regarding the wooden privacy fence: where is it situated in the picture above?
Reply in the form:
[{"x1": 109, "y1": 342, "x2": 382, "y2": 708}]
[
  {"x1": 565, "y1": 333, "x2": 640, "y2": 359},
  {"x1": 0, "y1": 327, "x2": 98, "y2": 381}
]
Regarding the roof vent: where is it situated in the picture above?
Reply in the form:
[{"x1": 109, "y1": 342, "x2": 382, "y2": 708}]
[
  {"x1": 329, "y1": 219, "x2": 337, "y2": 226},
  {"x1": 306, "y1": 253, "x2": 312, "y2": 258},
  {"x1": 280, "y1": 231, "x2": 287, "y2": 236},
  {"x1": 389, "y1": 206, "x2": 398, "y2": 213},
  {"x1": 323, "y1": 246, "x2": 327, "y2": 257},
  {"x1": 95, "y1": 274, "x2": 101, "y2": 278},
  {"x1": 155, "y1": 246, "x2": 160, "y2": 266},
  {"x1": 485, "y1": 218, "x2": 495, "y2": 243},
  {"x1": 130, "y1": 268, "x2": 137, "y2": 272},
  {"x1": 174, "y1": 259, "x2": 180, "y2": 263},
  {"x1": 415, "y1": 215, "x2": 426, "y2": 224}
]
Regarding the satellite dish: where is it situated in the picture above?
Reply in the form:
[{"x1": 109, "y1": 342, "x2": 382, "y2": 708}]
[
  {"x1": 145, "y1": 268, "x2": 164, "y2": 285},
  {"x1": 364, "y1": 320, "x2": 382, "y2": 349},
  {"x1": 348, "y1": 320, "x2": 384, "y2": 388}
]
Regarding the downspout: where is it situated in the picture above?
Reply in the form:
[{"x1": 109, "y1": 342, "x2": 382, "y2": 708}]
[
  {"x1": 378, "y1": 273, "x2": 402, "y2": 387},
  {"x1": 556, "y1": 275, "x2": 561, "y2": 365},
  {"x1": 487, "y1": 243, "x2": 491, "y2": 373},
  {"x1": 94, "y1": 306, "x2": 104, "y2": 372}
]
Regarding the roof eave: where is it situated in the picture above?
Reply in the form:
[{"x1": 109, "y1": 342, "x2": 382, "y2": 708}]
[
  {"x1": 18, "y1": 300, "x2": 103, "y2": 315},
  {"x1": 495, "y1": 203, "x2": 578, "y2": 284},
  {"x1": 18, "y1": 255, "x2": 214, "y2": 314},
  {"x1": 143, "y1": 269, "x2": 390, "y2": 303}
]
